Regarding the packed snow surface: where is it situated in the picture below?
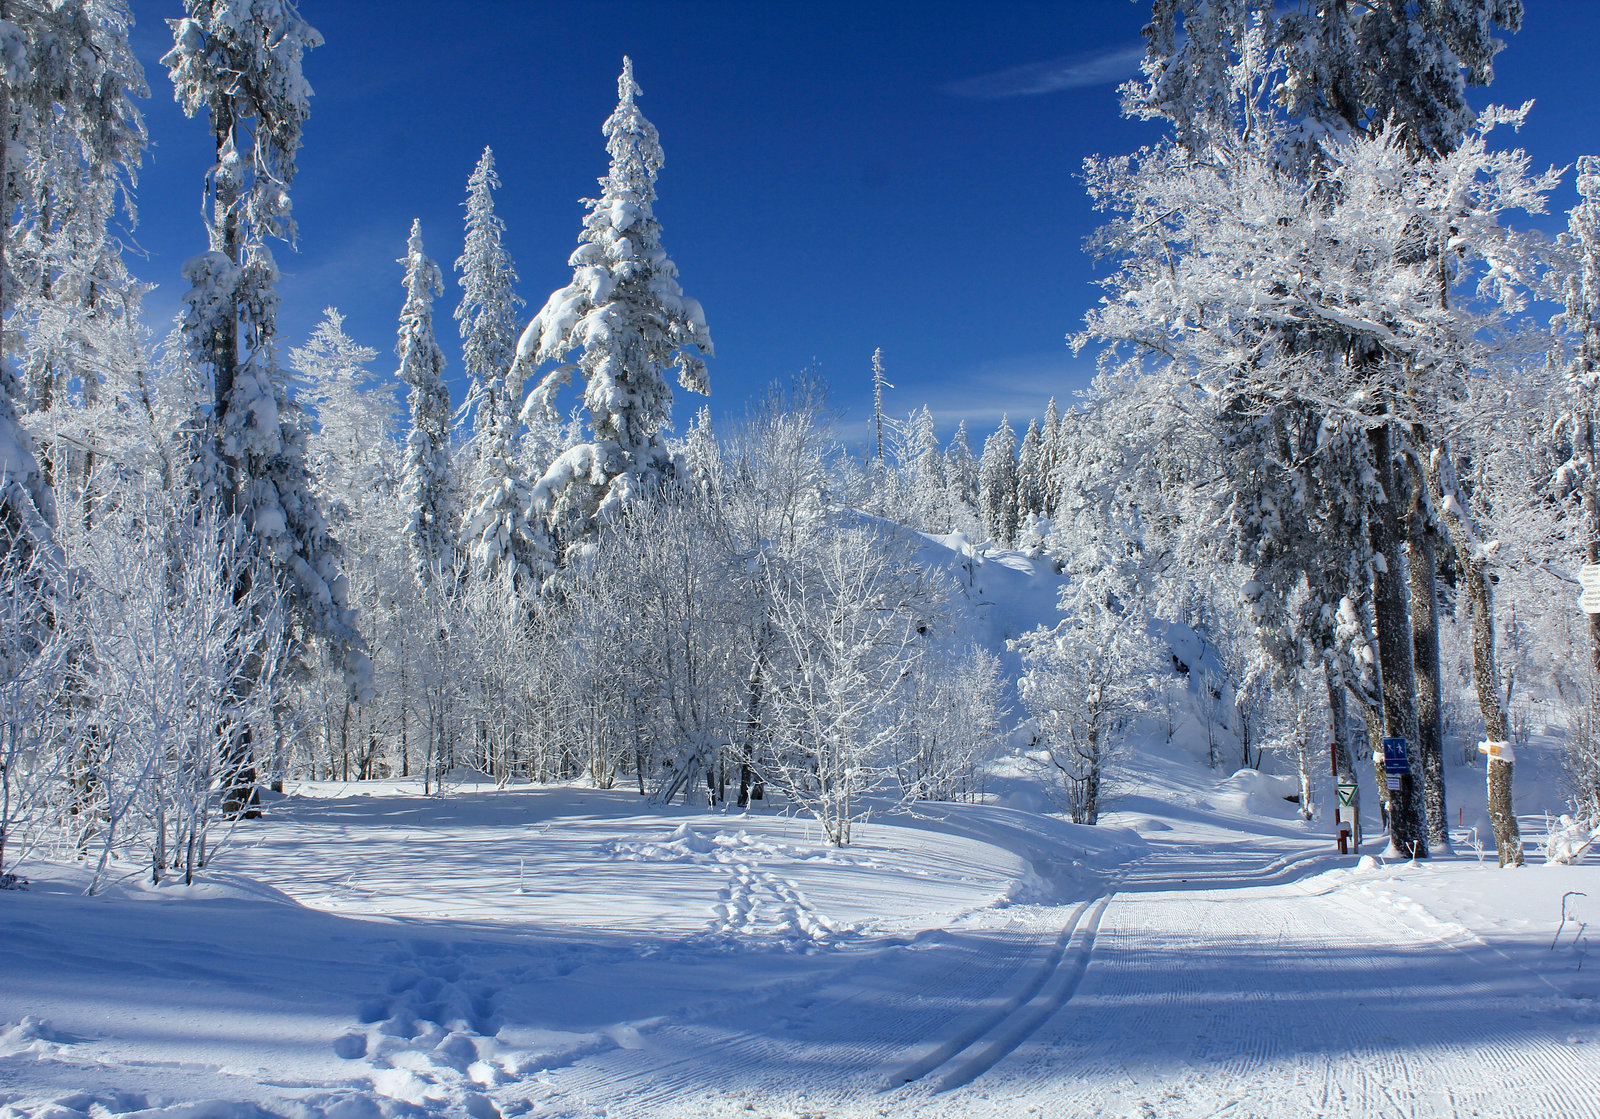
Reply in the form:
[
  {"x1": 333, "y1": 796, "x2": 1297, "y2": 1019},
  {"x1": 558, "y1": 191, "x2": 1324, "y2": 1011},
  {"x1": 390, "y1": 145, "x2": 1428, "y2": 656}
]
[{"x1": 2, "y1": 765, "x2": 1597, "y2": 1119}]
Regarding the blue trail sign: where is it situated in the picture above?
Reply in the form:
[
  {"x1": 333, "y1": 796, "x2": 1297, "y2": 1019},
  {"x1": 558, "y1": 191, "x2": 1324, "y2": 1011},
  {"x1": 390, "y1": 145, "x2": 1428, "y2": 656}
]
[{"x1": 1382, "y1": 737, "x2": 1411, "y2": 775}]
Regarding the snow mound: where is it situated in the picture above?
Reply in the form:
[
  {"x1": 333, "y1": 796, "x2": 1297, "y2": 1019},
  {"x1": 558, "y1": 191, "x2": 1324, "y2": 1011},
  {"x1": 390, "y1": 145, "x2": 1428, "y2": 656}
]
[
  {"x1": 1541, "y1": 815, "x2": 1600, "y2": 865},
  {"x1": 0, "y1": 1016, "x2": 72, "y2": 1059},
  {"x1": 1215, "y1": 769, "x2": 1303, "y2": 819}
]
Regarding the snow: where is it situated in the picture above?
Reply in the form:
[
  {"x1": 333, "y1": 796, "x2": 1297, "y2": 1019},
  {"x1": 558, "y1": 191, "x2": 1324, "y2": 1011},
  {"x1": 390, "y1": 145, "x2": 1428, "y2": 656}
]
[
  {"x1": 3, "y1": 741, "x2": 1598, "y2": 1119},
  {"x1": 4, "y1": 541, "x2": 1599, "y2": 1119}
]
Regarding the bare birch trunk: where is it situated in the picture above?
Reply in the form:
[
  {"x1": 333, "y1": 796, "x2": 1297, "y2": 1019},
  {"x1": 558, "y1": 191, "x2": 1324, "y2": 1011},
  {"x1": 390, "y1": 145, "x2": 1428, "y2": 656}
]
[{"x1": 1422, "y1": 440, "x2": 1521, "y2": 866}]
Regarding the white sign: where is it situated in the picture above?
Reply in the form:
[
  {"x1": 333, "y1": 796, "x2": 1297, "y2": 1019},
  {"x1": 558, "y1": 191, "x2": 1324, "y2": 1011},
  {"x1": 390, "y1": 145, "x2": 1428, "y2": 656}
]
[
  {"x1": 1478, "y1": 741, "x2": 1517, "y2": 763},
  {"x1": 1581, "y1": 587, "x2": 1600, "y2": 615},
  {"x1": 1580, "y1": 563, "x2": 1600, "y2": 588}
]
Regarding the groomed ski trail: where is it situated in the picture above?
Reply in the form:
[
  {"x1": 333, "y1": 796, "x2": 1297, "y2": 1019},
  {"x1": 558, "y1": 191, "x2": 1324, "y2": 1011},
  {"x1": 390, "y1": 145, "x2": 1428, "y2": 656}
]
[{"x1": 875, "y1": 838, "x2": 1600, "y2": 1119}]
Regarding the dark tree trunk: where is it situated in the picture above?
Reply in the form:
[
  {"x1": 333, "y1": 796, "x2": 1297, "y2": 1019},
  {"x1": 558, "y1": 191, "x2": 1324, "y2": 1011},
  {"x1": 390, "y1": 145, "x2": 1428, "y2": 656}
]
[
  {"x1": 1406, "y1": 478, "x2": 1448, "y2": 848},
  {"x1": 1365, "y1": 424, "x2": 1428, "y2": 858},
  {"x1": 1367, "y1": 710, "x2": 1389, "y2": 835},
  {"x1": 737, "y1": 658, "x2": 765, "y2": 808}
]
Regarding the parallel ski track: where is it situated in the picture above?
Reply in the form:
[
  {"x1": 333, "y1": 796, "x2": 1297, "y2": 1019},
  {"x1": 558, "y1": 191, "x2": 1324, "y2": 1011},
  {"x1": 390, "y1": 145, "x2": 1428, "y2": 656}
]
[
  {"x1": 930, "y1": 843, "x2": 1600, "y2": 1119},
  {"x1": 505, "y1": 894, "x2": 1096, "y2": 1115}
]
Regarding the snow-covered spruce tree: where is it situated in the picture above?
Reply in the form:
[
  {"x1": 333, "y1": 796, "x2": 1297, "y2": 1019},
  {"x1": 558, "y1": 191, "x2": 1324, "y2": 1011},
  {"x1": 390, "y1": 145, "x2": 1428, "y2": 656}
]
[
  {"x1": 682, "y1": 404, "x2": 719, "y2": 490},
  {"x1": 294, "y1": 308, "x2": 394, "y2": 507},
  {"x1": 454, "y1": 147, "x2": 545, "y2": 587},
  {"x1": 395, "y1": 220, "x2": 455, "y2": 588},
  {"x1": 512, "y1": 57, "x2": 712, "y2": 551},
  {"x1": 1, "y1": 0, "x2": 146, "y2": 569},
  {"x1": 1017, "y1": 417, "x2": 1045, "y2": 521},
  {"x1": 455, "y1": 147, "x2": 523, "y2": 450},
  {"x1": 978, "y1": 415, "x2": 1018, "y2": 545},
  {"x1": 1039, "y1": 396, "x2": 1063, "y2": 516},
  {"x1": 907, "y1": 405, "x2": 947, "y2": 531},
  {"x1": 944, "y1": 418, "x2": 980, "y2": 524},
  {"x1": 164, "y1": 0, "x2": 368, "y2": 813}
]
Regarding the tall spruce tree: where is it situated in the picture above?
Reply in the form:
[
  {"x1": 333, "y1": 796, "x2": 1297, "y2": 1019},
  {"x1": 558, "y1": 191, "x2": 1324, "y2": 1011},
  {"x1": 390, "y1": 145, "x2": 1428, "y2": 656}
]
[
  {"x1": 455, "y1": 146, "x2": 524, "y2": 452},
  {"x1": 454, "y1": 147, "x2": 545, "y2": 586},
  {"x1": 395, "y1": 220, "x2": 454, "y2": 588},
  {"x1": 513, "y1": 57, "x2": 712, "y2": 549},
  {"x1": 945, "y1": 419, "x2": 980, "y2": 519},
  {"x1": 164, "y1": 0, "x2": 368, "y2": 817},
  {"x1": 1040, "y1": 396, "x2": 1063, "y2": 516},
  {"x1": 1017, "y1": 417, "x2": 1045, "y2": 520},
  {"x1": 979, "y1": 416, "x2": 1019, "y2": 545}
]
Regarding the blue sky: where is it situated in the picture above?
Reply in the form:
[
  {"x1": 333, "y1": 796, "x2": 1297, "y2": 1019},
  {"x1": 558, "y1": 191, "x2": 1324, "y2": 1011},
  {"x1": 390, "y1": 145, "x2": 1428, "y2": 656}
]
[{"x1": 124, "y1": 2, "x2": 1600, "y2": 448}]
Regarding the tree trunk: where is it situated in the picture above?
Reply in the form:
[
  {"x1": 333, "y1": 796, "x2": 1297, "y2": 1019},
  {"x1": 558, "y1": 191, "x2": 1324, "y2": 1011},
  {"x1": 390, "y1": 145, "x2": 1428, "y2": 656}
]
[
  {"x1": 1366, "y1": 424, "x2": 1428, "y2": 858},
  {"x1": 1422, "y1": 439, "x2": 1522, "y2": 867},
  {"x1": 1367, "y1": 710, "x2": 1389, "y2": 835},
  {"x1": 738, "y1": 658, "x2": 765, "y2": 808},
  {"x1": 1580, "y1": 412, "x2": 1600, "y2": 675},
  {"x1": 1406, "y1": 477, "x2": 1448, "y2": 848}
]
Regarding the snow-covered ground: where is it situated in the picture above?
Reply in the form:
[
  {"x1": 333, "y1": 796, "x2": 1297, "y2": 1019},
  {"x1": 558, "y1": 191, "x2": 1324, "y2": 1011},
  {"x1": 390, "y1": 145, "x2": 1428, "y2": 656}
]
[{"x1": 2, "y1": 748, "x2": 1596, "y2": 1119}]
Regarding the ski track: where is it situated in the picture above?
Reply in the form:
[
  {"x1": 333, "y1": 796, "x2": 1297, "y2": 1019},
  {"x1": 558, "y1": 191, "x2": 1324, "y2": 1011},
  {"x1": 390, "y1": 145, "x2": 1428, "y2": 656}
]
[
  {"x1": 489, "y1": 834, "x2": 1600, "y2": 1119},
  {"x1": 504, "y1": 900, "x2": 1081, "y2": 1115},
  {"x1": 895, "y1": 840, "x2": 1600, "y2": 1119}
]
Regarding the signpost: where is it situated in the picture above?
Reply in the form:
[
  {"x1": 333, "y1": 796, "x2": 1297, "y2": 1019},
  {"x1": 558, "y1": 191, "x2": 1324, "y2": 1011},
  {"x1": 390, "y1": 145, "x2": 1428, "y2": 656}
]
[{"x1": 1330, "y1": 740, "x2": 1353, "y2": 855}]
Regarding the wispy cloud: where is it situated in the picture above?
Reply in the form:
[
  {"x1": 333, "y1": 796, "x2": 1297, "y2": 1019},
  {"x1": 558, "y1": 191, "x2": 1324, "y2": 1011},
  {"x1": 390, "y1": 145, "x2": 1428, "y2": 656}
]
[
  {"x1": 944, "y1": 44, "x2": 1145, "y2": 99},
  {"x1": 867, "y1": 352, "x2": 1099, "y2": 441}
]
